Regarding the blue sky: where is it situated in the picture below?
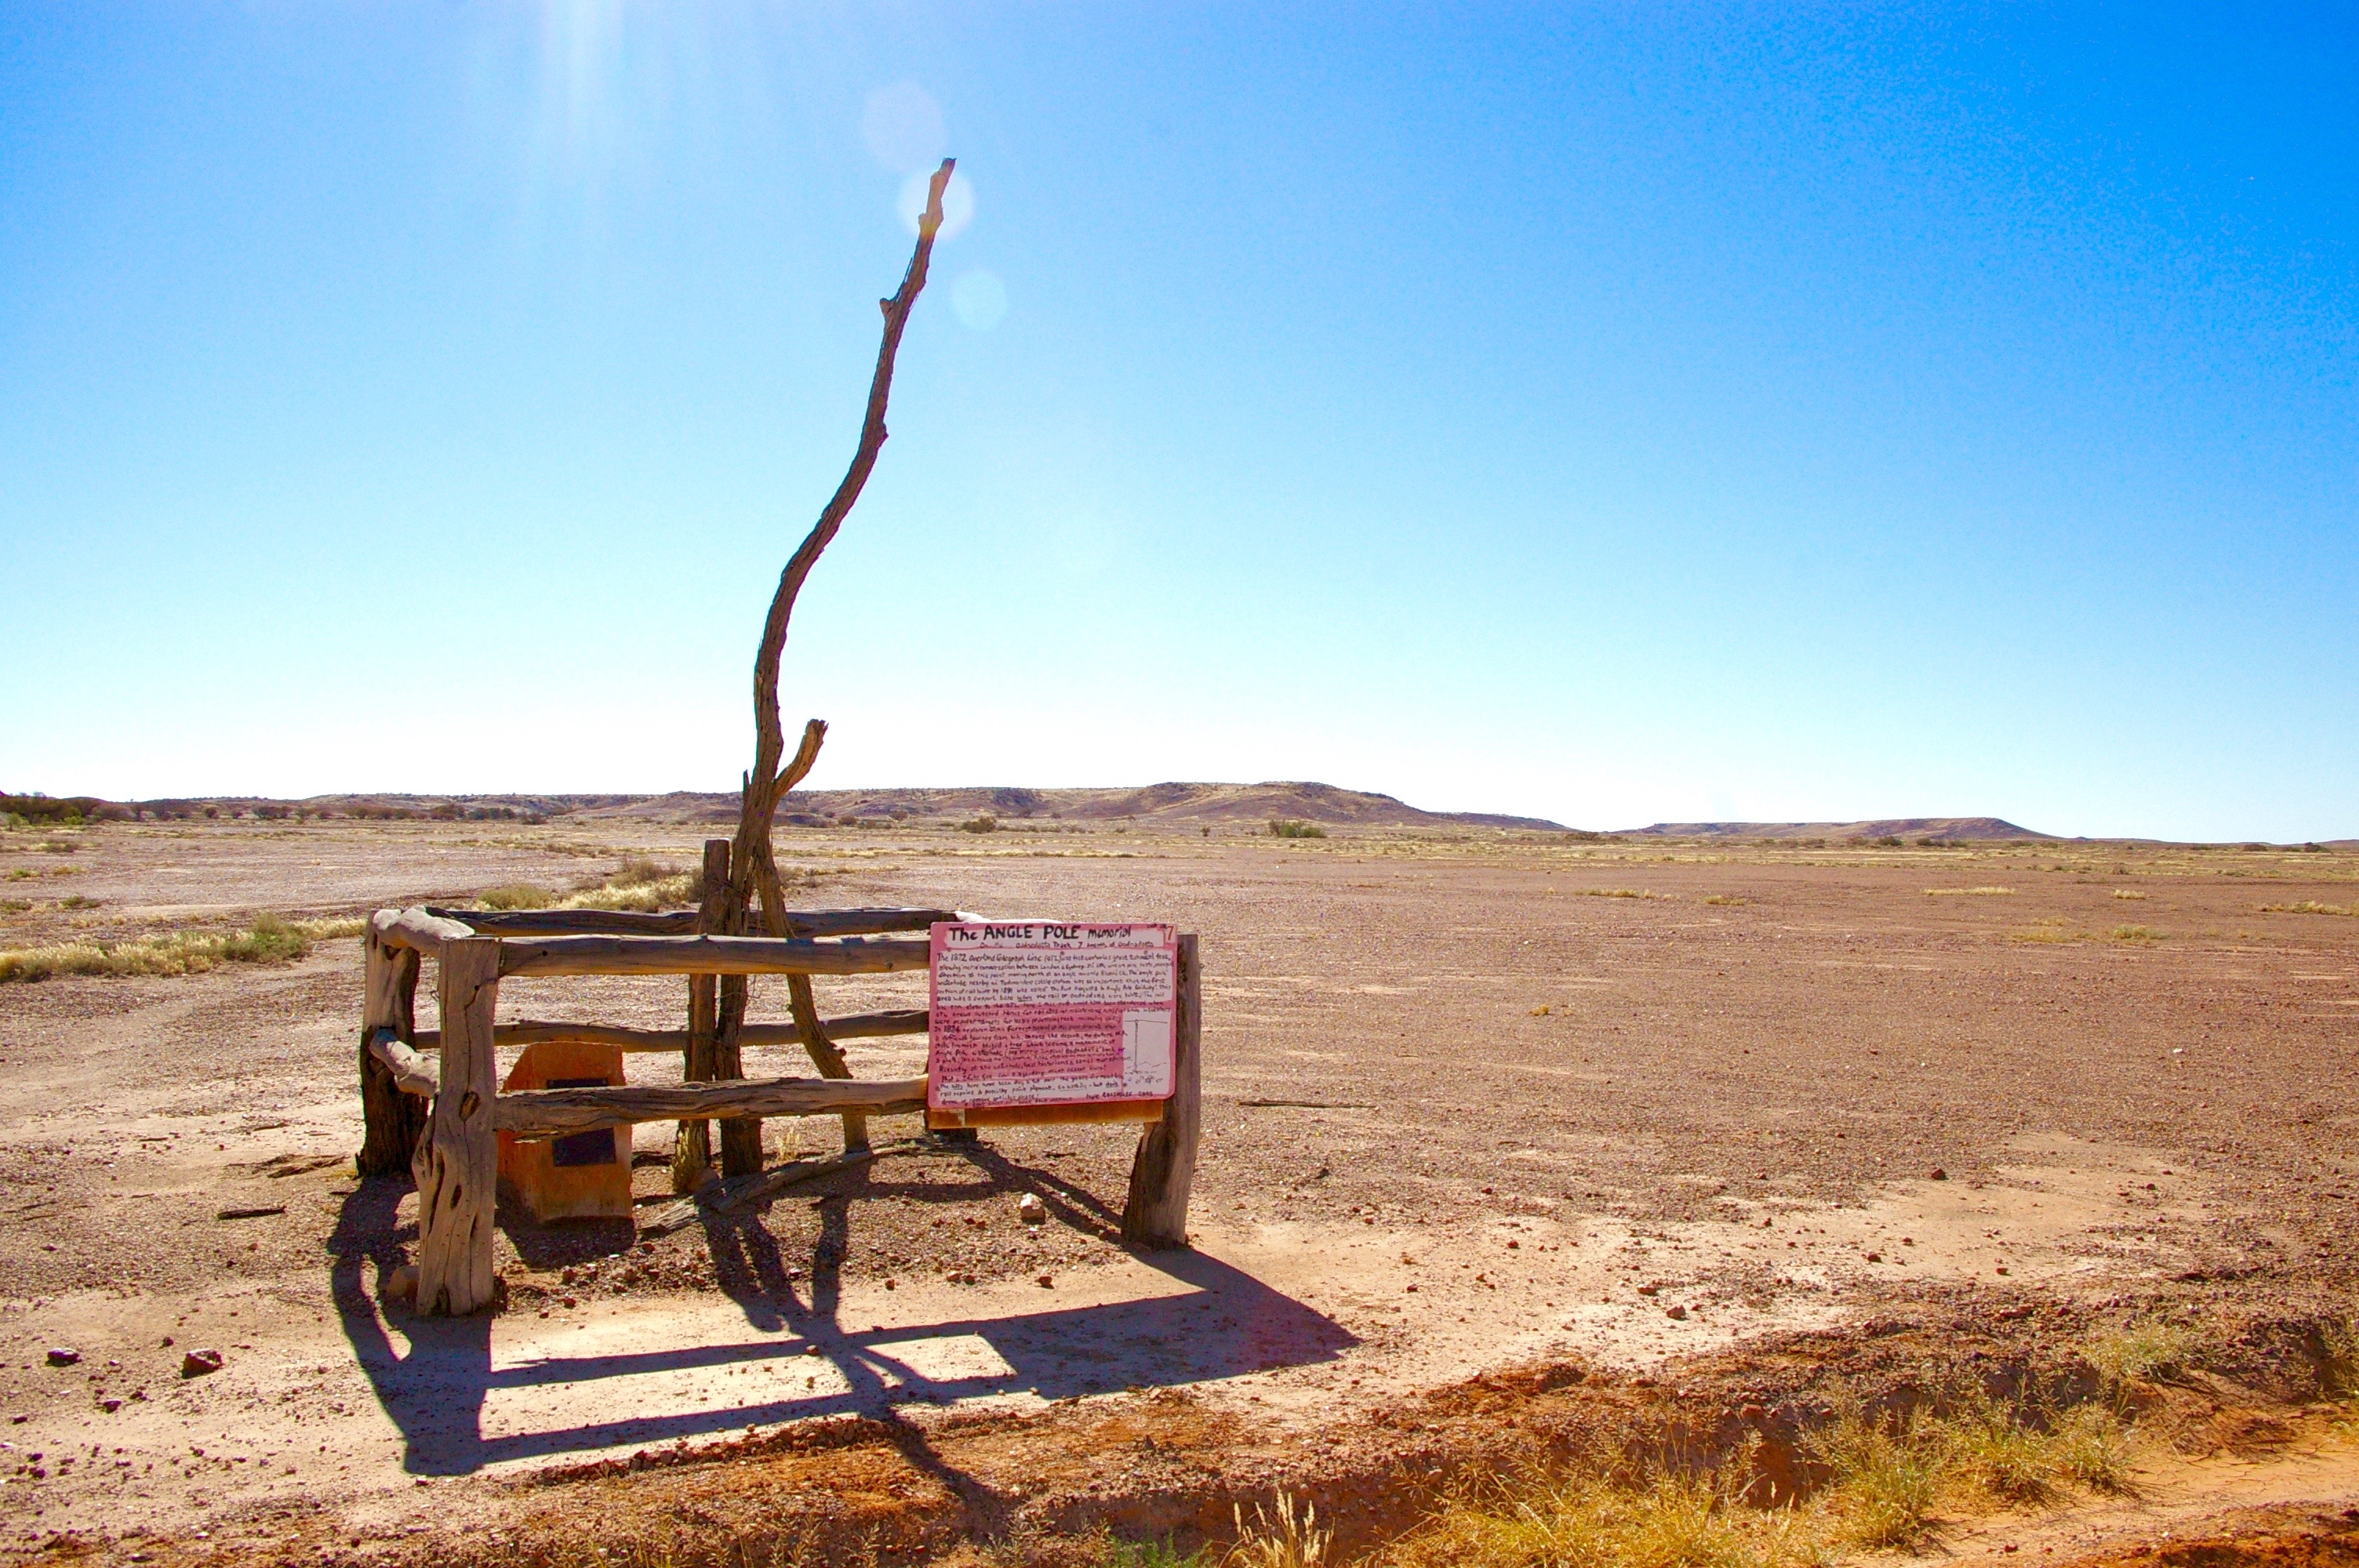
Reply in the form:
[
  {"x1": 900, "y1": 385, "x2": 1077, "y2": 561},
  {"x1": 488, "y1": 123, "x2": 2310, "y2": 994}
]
[{"x1": 2, "y1": 4, "x2": 2353, "y2": 840}]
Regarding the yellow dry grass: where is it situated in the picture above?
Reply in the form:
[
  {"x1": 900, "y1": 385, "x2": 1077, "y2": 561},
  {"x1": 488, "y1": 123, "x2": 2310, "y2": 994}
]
[
  {"x1": 0, "y1": 913, "x2": 366, "y2": 983},
  {"x1": 1376, "y1": 1395, "x2": 2136, "y2": 1568},
  {"x1": 471, "y1": 857, "x2": 699, "y2": 914}
]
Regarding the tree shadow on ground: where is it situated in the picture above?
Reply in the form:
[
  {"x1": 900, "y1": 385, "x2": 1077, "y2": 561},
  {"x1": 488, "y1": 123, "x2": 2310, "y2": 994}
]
[{"x1": 330, "y1": 1142, "x2": 1352, "y2": 1485}]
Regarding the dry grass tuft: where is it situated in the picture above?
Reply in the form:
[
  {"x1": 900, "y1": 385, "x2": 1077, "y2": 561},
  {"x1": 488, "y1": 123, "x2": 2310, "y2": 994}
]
[
  {"x1": 2083, "y1": 1316, "x2": 2194, "y2": 1391},
  {"x1": 1579, "y1": 887, "x2": 1668, "y2": 900},
  {"x1": 1925, "y1": 886, "x2": 2013, "y2": 897},
  {"x1": 1703, "y1": 895, "x2": 1748, "y2": 906},
  {"x1": 0, "y1": 913, "x2": 366, "y2": 983},
  {"x1": 2106, "y1": 924, "x2": 2164, "y2": 944},
  {"x1": 470, "y1": 862, "x2": 698, "y2": 914},
  {"x1": 2111, "y1": 888, "x2": 2149, "y2": 900},
  {"x1": 1383, "y1": 1470, "x2": 1817, "y2": 1568},
  {"x1": 2261, "y1": 899, "x2": 2355, "y2": 917},
  {"x1": 1227, "y1": 1494, "x2": 1329, "y2": 1567}
]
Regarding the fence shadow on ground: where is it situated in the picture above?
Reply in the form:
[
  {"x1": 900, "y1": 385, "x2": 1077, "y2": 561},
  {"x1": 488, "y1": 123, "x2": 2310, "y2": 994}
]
[{"x1": 328, "y1": 1152, "x2": 1354, "y2": 1482}]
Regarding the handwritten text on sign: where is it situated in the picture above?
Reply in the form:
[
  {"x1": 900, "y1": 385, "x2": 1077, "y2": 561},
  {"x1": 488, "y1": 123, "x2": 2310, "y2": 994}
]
[{"x1": 927, "y1": 923, "x2": 1177, "y2": 1109}]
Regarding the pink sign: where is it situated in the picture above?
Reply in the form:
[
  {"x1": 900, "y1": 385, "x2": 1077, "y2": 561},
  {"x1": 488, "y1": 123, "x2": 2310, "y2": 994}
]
[{"x1": 927, "y1": 923, "x2": 1178, "y2": 1111}]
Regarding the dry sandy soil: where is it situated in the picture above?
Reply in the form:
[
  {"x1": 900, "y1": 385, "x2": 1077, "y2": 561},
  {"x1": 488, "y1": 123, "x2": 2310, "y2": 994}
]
[{"x1": 1, "y1": 818, "x2": 2355, "y2": 1563}]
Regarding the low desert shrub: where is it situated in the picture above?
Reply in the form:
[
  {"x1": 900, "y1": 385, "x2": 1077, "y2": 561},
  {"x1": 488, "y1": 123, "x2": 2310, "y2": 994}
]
[
  {"x1": 1268, "y1": 819, "x2": 1326, "y2": 839},
  {"x1": 2261, "y1": 900, "x2": 2355, "y2": 917},
  {"x1": 961, "y1": 814, "x2": 1001, "y2": 834},
  {"x1": 1703, "y1": 895, "x2": 1748, "y2": 906},
  {"x1": 2106, "y1": 924, "x2": 2164, "y2": 943},
  {"x1": 1924, "y1": 886, "x2": 2012, "y2": 896}
]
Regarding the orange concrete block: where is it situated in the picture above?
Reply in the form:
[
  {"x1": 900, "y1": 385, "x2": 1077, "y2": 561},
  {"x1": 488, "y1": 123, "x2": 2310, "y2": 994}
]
[{"x1": 496, "y1": 1040, "x2": 633, "y2": 1223}]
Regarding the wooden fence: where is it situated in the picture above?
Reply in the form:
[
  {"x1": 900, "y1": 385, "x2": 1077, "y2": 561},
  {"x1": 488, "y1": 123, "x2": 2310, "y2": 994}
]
[{"x1": 355, "y1": 875, "x2": 1201, "y2": 1316}]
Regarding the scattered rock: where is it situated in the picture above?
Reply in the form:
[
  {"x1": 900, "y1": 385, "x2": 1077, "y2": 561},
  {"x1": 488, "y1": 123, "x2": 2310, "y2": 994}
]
[
  {"x1": 1637, "y1": 1283, "x2": 1660, "y2": 1297},
  {"x1": 180, "y1": 1348, "x2": 224, "y2": 1379},
  {"x1": 1930, "y1": 1167, "x2": 1948, "y2": 1181},
  {"x1": 383, "y1": 1264, "x2": 419, "y2": 1301},
  {"x1": 1017, "y1": 1194, "x2": 1047, "y2": 1225},
  {"x1": 45, "y1": 1349, "x2": 78, "y2": 1367},
  {"x1": 1666, "y1": 1305, "x2": 1688, "y2": 1319},
  {"x1": 98, "y1": 1398, "x2": 122, "y2": 1414},
  {"x1": 1036, "y1": 1273, "x2": 1055, "y2": 1288}
]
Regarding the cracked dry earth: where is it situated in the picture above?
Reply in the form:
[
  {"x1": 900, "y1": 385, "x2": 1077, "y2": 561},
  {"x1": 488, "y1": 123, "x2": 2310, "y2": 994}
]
[{"x1": 0, "y1": 819, "x2": 2354, "y2": 1563}]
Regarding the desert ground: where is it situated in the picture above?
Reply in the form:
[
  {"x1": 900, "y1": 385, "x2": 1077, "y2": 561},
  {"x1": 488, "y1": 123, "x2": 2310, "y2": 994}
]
[{"x1": 2, "y1": 815, "x2": 2356, "y2": 1565}]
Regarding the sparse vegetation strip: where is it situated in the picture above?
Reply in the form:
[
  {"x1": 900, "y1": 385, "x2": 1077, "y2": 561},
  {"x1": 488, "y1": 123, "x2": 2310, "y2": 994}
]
[{"x1": 0, "y1": 913, "x2": 365, "y2": 982}]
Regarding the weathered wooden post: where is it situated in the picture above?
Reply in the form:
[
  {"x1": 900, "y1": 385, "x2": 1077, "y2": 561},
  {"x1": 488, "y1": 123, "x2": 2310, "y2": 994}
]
[
  {"x1": 357, "y1": 909, "x2": 426, "y2": 1177},
  {"x1": 671, "y1": 839, "x2": 731, "y2": 1192},
  {"x1": 413, "y1": 935, "x2": 500, "y2": 1315},
  {"x1": 1121, "y1": 934, "x2": 1201, "y2": 1248}
]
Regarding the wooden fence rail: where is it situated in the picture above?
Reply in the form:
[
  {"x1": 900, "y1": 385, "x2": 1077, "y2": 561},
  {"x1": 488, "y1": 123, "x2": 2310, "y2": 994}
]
[
  {"x1": 495, "y1": 1076, "x2": 929, "y2": 1138},
  {"x1": 495, "y1": 933, "x2": 929, "y2": 978},
  {"x1": 405, "y1": 1011, "x2": 929, "y2": 1054},
  {"x1": 424, "y1": 906, "x2": 975, "y2": 940}
]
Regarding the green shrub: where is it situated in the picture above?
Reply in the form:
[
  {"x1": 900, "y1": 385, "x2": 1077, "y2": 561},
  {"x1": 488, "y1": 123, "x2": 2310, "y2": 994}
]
[{"x1": 1267, "y1": 819, "x2": 1326, "y2": 839}]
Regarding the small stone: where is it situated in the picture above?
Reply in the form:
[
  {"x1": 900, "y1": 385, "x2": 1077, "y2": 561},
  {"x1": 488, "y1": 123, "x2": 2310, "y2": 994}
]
[
  {"x1": 159, "y1": 1337, "x2": 173, "y2": 1348},
  {"x1": 45, "y1": 1349, "x2": 78, "y2": 1367},
  {"x1": 1930, "y1": 1167, "x2": 1948, "y2": 1181},
  {"x1": 1017, "y1": 1194, "x2": 1046, "y2": 1225},
  {"x1": 1637, "y1": 1283, "x2": 1660, "y2": 1297},
  {"x1": 802, "y1": 1343, "x2": 821, "y2": 1356},
  {"x1": 1995, "y1": 1265, "x2": 2010, "y2": 1276},
  {"x1": 1666, "y1": 1305, "x2": 1688, "y2": 1320},
  {"x1": 180, "y1": 1348, "x2": 224, "y2": 1378},
  {"x1": 1036, "y1": 1273, "x2": 1055, "y2": 1289},
  {"x1": 1866, "y1": 1251, "x2": 1883, "y2": 1263},
  {"x1": 99, "y1": 1398, "x2": 122, "y2": 1414},
  {"x1": 383, "y1": 1264, "x2": 419, "y2": 1301},
  {"x1": 883, "y1": 1279, "x2": 896, "y2": 1291}
]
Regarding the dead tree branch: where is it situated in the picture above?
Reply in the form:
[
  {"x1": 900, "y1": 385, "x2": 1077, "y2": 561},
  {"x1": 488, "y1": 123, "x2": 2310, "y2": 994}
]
[{"x1": 714, "y1": 157, "x2": 954, "y2": 1173}]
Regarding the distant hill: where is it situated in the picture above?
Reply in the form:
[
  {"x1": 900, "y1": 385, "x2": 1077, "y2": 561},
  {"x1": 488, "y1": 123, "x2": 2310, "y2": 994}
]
[
  {"x1": 1617, "y1": 816, "x2": 2049, "y2": 842},
  {"x1": 579, "y1": 781, "x2": 1565, "y2": 831},
  {"x1": 37, "y1": 782, "x2": 1560, "y2": 831}
]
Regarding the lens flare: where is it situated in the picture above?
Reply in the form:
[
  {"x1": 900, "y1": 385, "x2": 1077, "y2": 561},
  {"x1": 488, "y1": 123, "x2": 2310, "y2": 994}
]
[
  {"x1": 900, "y1": 168, "x2": 974, "y2": 239},
  {"x1": 951, "y1": 268, "x2": 1008, "y2": 329}
]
